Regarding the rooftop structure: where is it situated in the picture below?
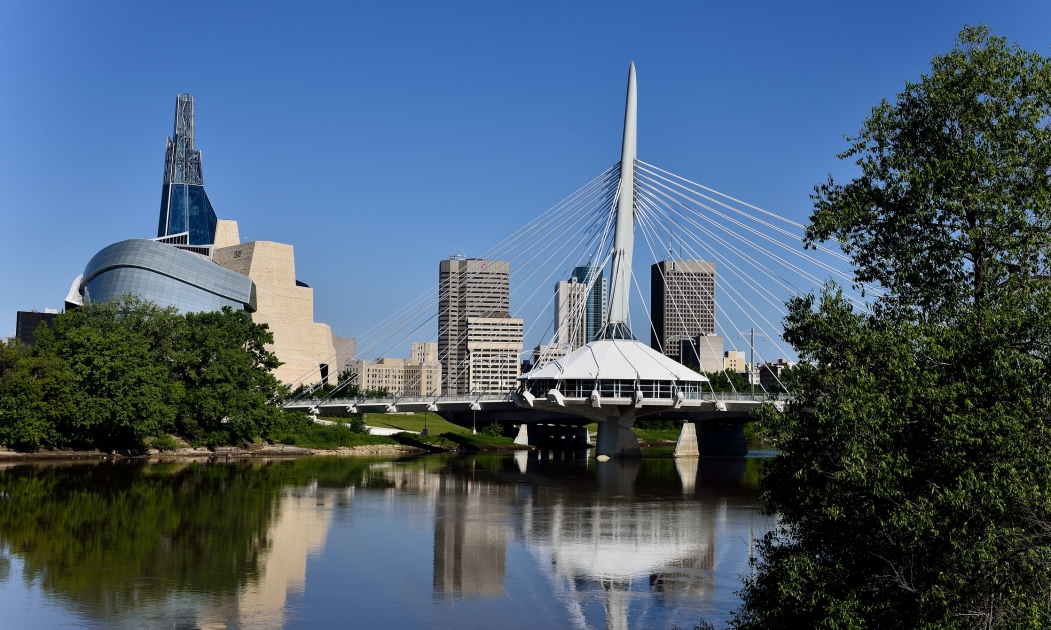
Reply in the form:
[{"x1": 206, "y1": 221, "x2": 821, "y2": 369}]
[{"x1": 156, "y1": 94, "x2": 218, "y2": 248}]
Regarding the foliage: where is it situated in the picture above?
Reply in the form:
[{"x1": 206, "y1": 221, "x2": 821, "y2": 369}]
[
  {"x1": 347, "y1": 413, "x2": 370, "y2": 434},
  {"x1": 479, "y1": 422, "x2": 504, "y2": 438},
  {"x1": 173, "y1": 308, "x2": 283, "y2": 445},
  {"x1": 703, "y1": 369, "x2": 751, "y2": 393},
  {"x1": 733, "y1": 26, "x2": 1051, "y2": 629},
  {"x1": 0, "y1": 296, "x2": 285, "y2": 451},
  {"x1": 149, "y1": 434, "x2": 181, "y2": 451}
]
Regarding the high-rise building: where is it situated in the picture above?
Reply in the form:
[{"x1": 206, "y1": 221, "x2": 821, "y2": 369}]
[
  {"x1": 412, "y1": 341, "x2": 438, "y2": 365},
  {"x1": 678, "y1": 335, "x2": 724, "y2": 373},
  {"x1": 571, "y1": 266, "x2": 607, "y2": 343},
  {"x1": 554, "y1": 278, "x2": 588, "y2": 348},
  {"x1": 650, "y1": 260, "x2": 716, "y2": 363},
  {"x1": 156, "y1": 94, "x2": 219, "y2": 250},
  {"x1": 438, "y1": 257, "x2": 512, "y2": 394},
  {"x1": 466, "y1": 316, "x2": 523, "y2": 394}
]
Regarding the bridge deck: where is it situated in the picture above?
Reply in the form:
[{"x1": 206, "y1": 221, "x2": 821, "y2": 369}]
[{"x1": 284, "y1": 392, "x2": 787, "y2": 417}]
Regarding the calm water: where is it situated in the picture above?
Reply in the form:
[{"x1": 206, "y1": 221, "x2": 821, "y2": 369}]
[{"x1": 0, "y1": 451, "x2": 774, "y2": 629}]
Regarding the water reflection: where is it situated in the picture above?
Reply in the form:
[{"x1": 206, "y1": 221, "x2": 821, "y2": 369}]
[{"x1": 0, "y1": 453, "x2": 773, "y2": 629}]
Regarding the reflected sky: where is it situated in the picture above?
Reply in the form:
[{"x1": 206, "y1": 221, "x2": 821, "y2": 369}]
[{"x1": 0, "y1": 453, "x2": 774, "y2": 629}]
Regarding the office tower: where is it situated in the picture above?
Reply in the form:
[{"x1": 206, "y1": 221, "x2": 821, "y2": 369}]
[
  {"x1": 678, "y1": 335, "x2": 725, "y2": 372},
  {"x1": 554, "y1": 278, "x2": 588, "y2": 348},
  {"x1": 650, "y1": 260, "x2": 716, "y2": 363},
  {"x1": 438, "y1": 257, "x2": 513, "y2": 394},
  {"x1": 571, "y1": 265, "x2": 607, "y2": 342},
  {"x1": 156, "y1": 94, "x2": 218, "y2": 249},
  {"x1": 412, "y1": 341, "x2": 438, "y2": 365},
  {"x1": 466, "y1": 316, "x2": 524, "y2": 393}
]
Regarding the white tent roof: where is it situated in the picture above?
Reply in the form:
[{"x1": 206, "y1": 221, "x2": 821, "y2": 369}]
[{"x1": 521, "y1": 338, "x2": 706, "y2": 382}]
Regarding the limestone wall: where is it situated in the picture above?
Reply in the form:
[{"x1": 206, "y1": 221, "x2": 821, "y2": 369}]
[{"x1": 214, "y1": 232, "x2": 336, "y2": 385}]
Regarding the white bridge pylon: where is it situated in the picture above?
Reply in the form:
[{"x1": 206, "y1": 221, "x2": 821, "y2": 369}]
[{"x1": 285, "y1": 63, "x2": 875, "y2": 457}]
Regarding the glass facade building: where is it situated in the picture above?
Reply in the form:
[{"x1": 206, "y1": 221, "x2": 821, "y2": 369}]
[
  {"x1": 80, "y1": 239, "x2": 256, "y2": 314},
  {"x1": 570, "y1": 265, "x2": 607, "y2": 343},
  {"x1": 156, "y1": 94, "x2": 218, "y2": 246}
]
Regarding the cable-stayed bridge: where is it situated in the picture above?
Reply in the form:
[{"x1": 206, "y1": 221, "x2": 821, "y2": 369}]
[{"x1": 284, "y1": 63, "x2": 874, "y2": 457}]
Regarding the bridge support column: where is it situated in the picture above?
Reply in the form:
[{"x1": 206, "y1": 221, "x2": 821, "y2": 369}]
[
  {"x1": 673, "y1": 422, "x2": 699, "y2": 457},
  {"x1": 596, "y1": 417, "x2": 641, "y2": 459}
]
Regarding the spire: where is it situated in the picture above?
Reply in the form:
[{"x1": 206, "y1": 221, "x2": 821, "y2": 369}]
[{"x1": 607, "y1": 62, "x2": 637, "y2": 330}]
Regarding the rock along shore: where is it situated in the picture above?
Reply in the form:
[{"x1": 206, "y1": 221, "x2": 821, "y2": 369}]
[{"x1": 0, "y1": 443, "x2": 426, "y2": 461}]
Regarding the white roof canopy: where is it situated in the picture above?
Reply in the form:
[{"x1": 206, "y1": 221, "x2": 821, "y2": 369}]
[{"x1": 522, "y1": 339, "x2": 707, "y2": 382}]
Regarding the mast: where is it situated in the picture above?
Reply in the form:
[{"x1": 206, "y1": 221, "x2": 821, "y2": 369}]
[{"x1": 606, "y1": 62, "x2": 637, "y2": 330}]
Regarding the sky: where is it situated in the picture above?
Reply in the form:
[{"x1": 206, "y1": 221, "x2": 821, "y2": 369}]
[{"x1": 2, "y1": 1, "x2": 1049, "y2": 359}]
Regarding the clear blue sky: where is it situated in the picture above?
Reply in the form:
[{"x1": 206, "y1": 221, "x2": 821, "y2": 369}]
[{"x1": 2, "y1": 1, "x2": 1049, "y2": 346}]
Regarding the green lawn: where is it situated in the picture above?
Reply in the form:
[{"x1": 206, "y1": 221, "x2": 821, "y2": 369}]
[
  {"x1": 269, "y1": 418, "x2": 397, "y2": 449},
  {"x1": 357, "y1": 412, "x2": 466, "y2": 434},
  {"x1": 633, "y1": 427, "x2": 681, "y2": 444}
]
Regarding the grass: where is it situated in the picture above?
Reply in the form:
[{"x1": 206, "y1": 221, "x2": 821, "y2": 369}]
[
  {"x1": 268, "y1": 418, "x2": 397, "y2": 450},
  {"x1": 634, "y1": 427, "x2": 682, "y2": 444},
  {"x1": 343, "y1": 412, "x2": 466, "y2": 435},
  {"x1": 390, "y1": 429, "x2": 522, "y2": 452}
]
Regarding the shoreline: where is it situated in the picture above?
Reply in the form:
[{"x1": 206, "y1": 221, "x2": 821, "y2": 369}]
[{"x1": 0, "y1": 443, "x2": 427, "y2": 461}]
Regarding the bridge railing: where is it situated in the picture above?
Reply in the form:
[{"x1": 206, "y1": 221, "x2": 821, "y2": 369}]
[{"x1": 286, "y1": 391, "x2": 791, "y2": 407}]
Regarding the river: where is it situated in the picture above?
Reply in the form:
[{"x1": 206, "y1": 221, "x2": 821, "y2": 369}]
[{"x1": 0, "y1": 450, "x2": 775, "y2": 629}]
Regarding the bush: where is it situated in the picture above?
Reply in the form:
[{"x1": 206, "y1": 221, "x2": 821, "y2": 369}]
[
  {"x1": 348, "y1": 414, "x2": 369, "y2": 434},
  {"x1": 151, "y1": 434, "x2": 181, "y2": 451},
  {"x1": 480, "y1": 422, "x2": 503, "y2": 438}
]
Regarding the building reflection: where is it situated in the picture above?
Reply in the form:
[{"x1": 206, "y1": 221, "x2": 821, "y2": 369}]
[{"x1": 433, "y1": 473, "x2": 508, "y2": 600}]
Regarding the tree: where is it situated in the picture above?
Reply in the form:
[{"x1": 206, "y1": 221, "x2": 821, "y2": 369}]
[
  {"x1": 0, "y1": 339, "x2": 75, "y2": 450},
  {"x1": 733, "y1": 26, "x2": 1051, "y2": 629},
  {"x1": 175, "y1": 308, "x2": 282, "y2": 445}
]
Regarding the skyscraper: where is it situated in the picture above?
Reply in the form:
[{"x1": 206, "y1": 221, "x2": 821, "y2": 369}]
[
  {"x1": 156, "y1": 94, "x2": 218, "y2": 248},
  {"x1": 571, "y1": 265, "x2": 607, "y2": 343},
  {"x1": 438, "y1": 257, "x2": 520, "y2": 394},
  {"x1": 650, "y1": 260, "x2": 717, "y2": 363},
  {"x1": 554, "y1": 278, "x2": 588, "y2": 348}
]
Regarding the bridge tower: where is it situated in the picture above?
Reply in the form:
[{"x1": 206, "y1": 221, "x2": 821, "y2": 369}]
[{"x1": 517, "y1": 64, "x2": 708, "y2": 459}]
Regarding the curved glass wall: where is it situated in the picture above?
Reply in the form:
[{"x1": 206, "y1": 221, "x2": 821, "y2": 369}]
[{"x1": 80, "y1": 239, "x2": 255, "y2": 314}]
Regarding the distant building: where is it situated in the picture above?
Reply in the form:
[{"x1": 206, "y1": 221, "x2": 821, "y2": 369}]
[
  {"x1": 466, "y1": 317, "x2": 523, "y2": 394},
  {"x1": 438, "y1": 257, "x2": 512, "y2": 394},
  {"x1": 14, "y1": 310, "x2": 58, "y2": 346},
  {"x1": 351, "y1": 352, "x2": 442, "y2": 397},
  {"x1": 723, "y1": 350, "x2": 747, "y2": 373},
  {"x1": 678, "y1": 335, "x2": 724, "y2": 373},
  {"x1": 758, "y1": 359, "x2": 795, "y2": 390},
  {"x1": 412, "y1": 341, "x2": 438, "y2": 365},
  {"x1": 552, "y1": 265, "x2": 609, "y2": 350},
  {"x1": 650, "y1": 260, "x2": 716, "y2": 363},
  {"x1": 531, "y1": 342, "x2": 572, "y2": 369},
  {"x1": 332, "y1": 334, "x2": 356, "y2": 374},
  {"x1": 554, "y1": 278, "x2": 588, "y2": 348}
]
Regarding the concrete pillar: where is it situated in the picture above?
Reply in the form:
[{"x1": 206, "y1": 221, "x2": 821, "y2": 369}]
[
  {"x1": 673, "y1": 422, "x2": 699, "y2": 457},
  {"x1": 514, "y1": 424, "x2": 529, "y2": 446},
  {"x1": 595, "y1": 417, "x2": 641, "y2": 459}
]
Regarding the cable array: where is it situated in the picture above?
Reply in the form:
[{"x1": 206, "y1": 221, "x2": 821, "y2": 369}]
[{"x1": 288, "y1": 160, "x2": 874, "y2": 402}]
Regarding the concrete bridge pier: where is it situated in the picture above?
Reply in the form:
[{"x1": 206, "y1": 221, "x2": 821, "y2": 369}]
[{"x1": 596, "y1": 417, "x2": 642, "y2": 459}]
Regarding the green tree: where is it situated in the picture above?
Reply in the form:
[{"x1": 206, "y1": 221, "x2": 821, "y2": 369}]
[
  {"x1": 175, "y1": 308, "x2": 282, "y2": 444},
  {"x1": 734, "y1": 26, "x2": 1051, "y2": 629},
  {"x1": 0, "y1": 339, "x2": 75, "y2": 450}
]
